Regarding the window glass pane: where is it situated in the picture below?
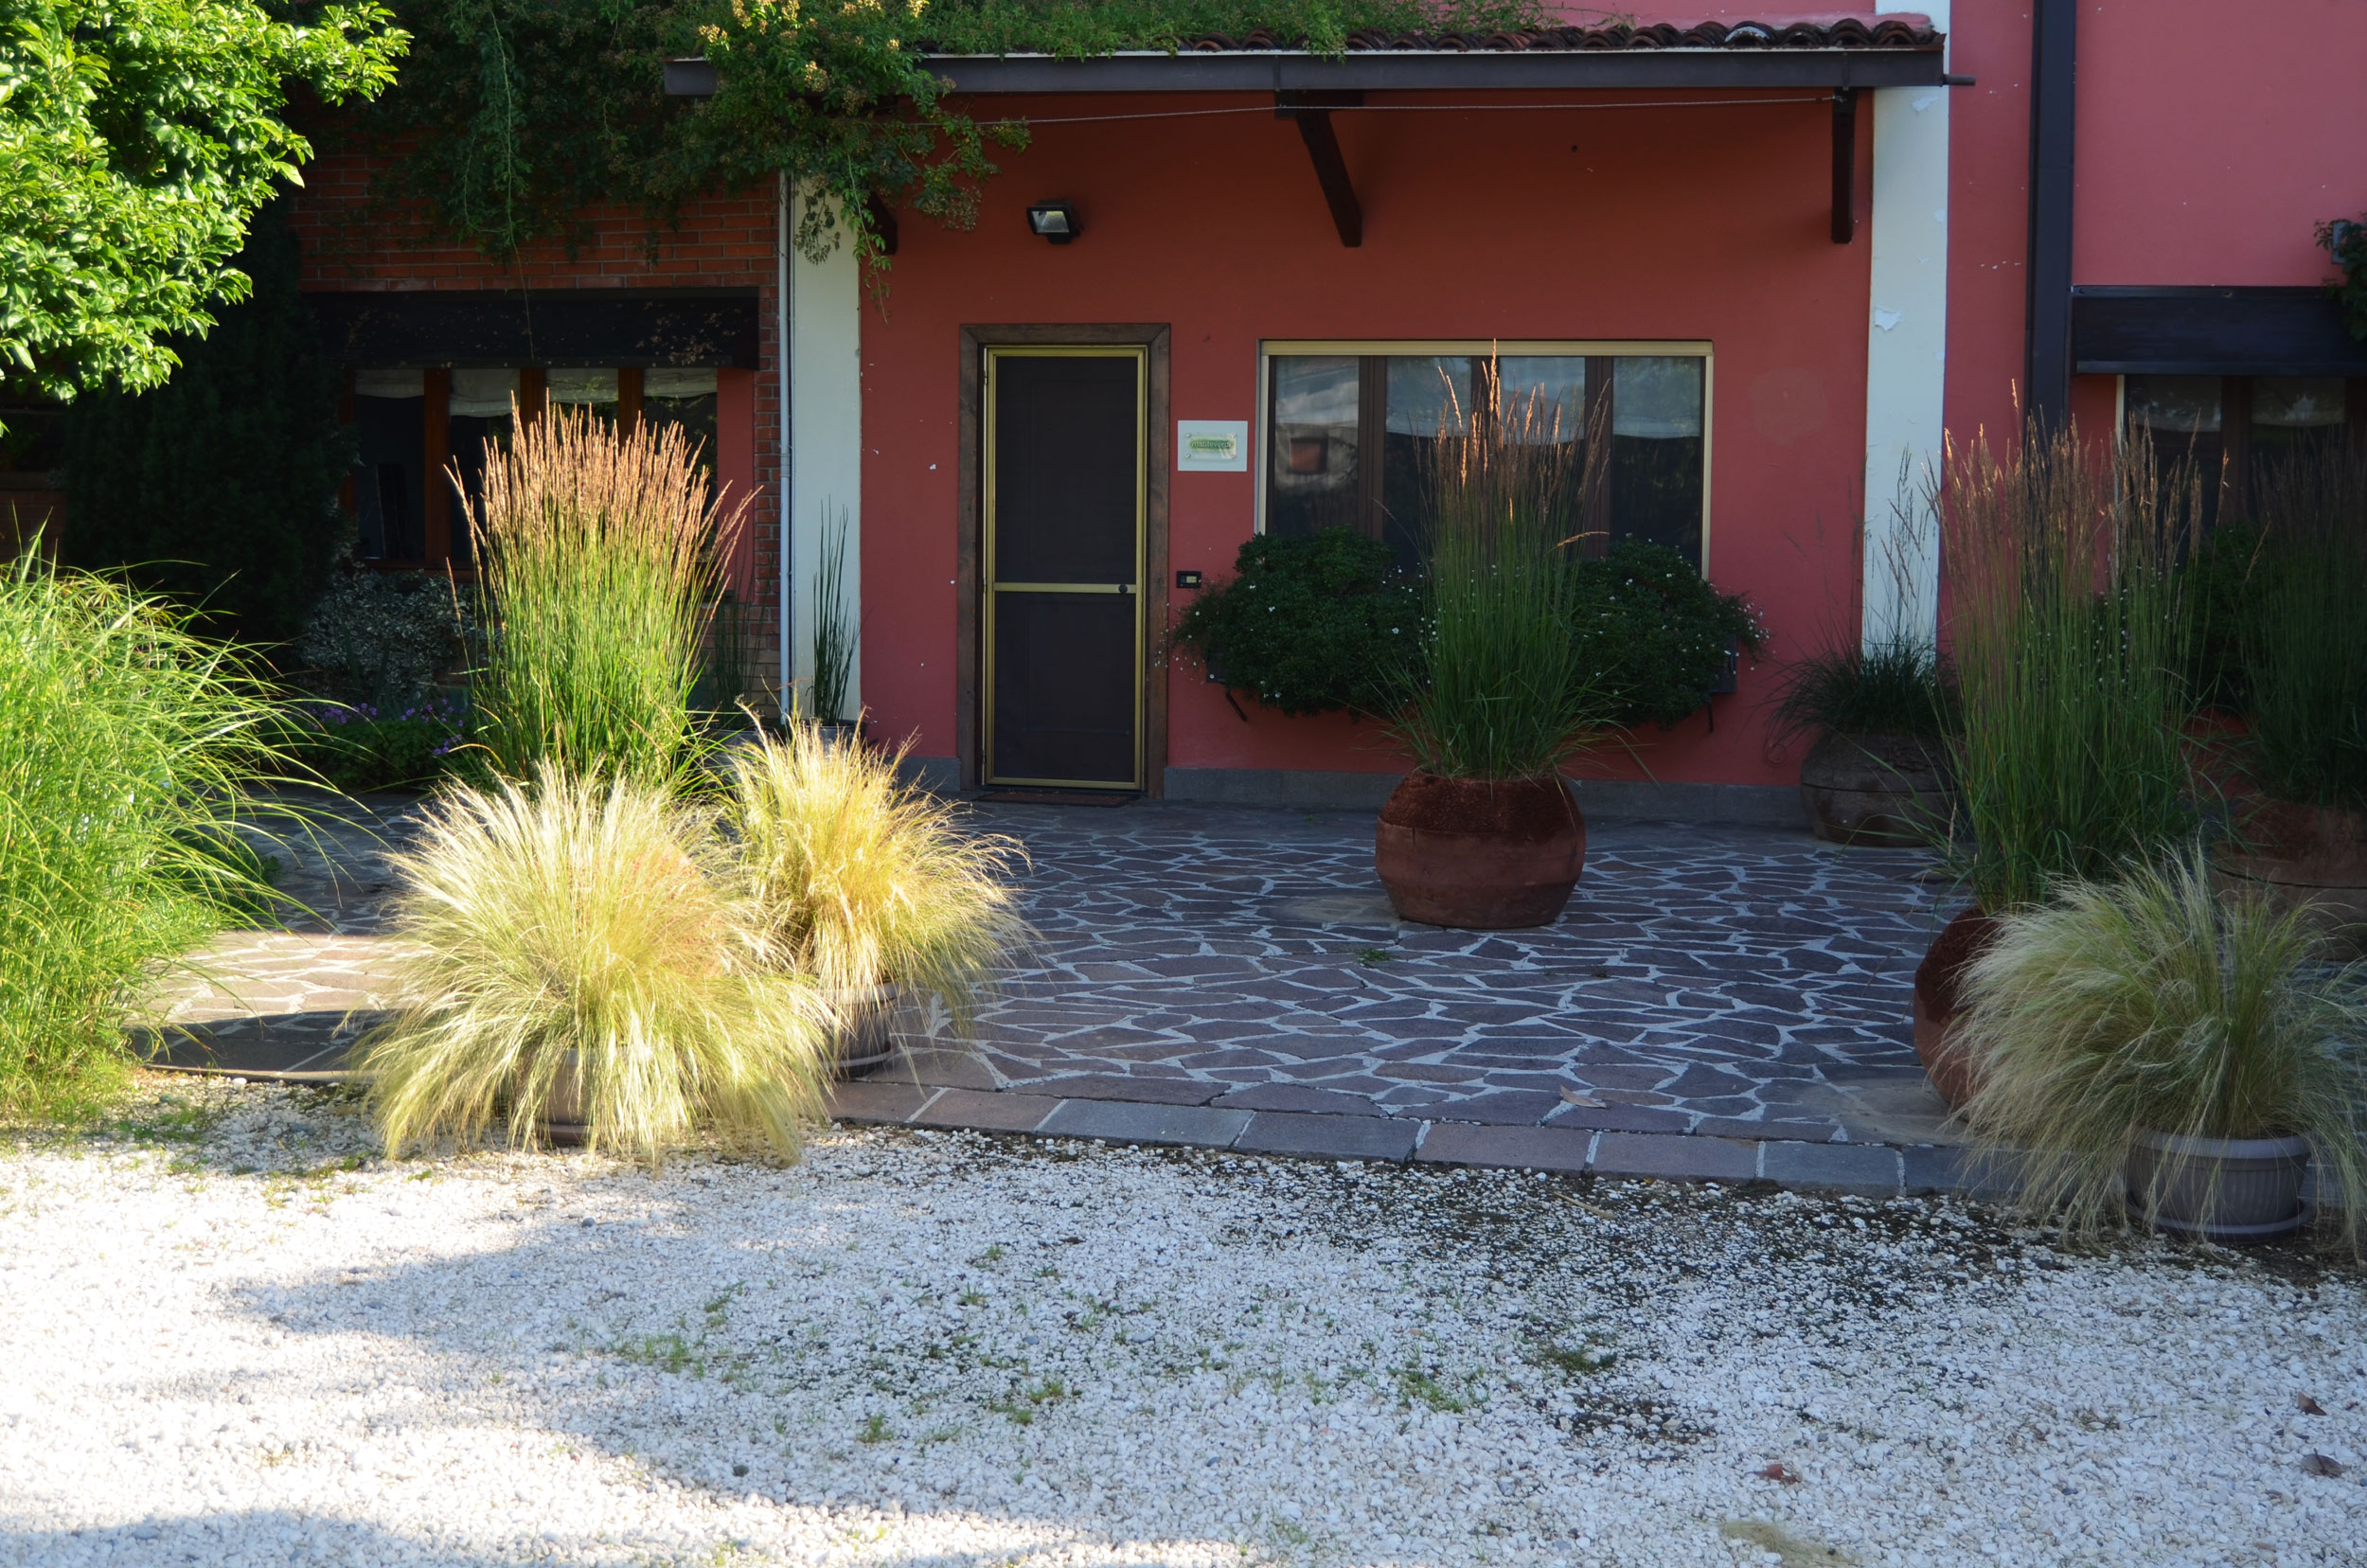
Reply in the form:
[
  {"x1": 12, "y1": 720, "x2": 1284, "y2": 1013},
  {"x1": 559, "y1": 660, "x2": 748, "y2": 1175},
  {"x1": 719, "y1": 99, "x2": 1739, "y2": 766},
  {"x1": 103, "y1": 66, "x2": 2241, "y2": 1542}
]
[
  {"x1": 2126, "y1": 375, "x2": 2220, "y2": 434},
  {"x1": 645, "y1": 366, "x2": 718, "y2": 472},
  {"x1": 1267, "y1": 355, "x2": 1361, "y2": 538},
  {"x1": 2253, "y1": 377, "x2": 2343, "y2": 428},
  {"x1": 1499, "y1": 357, "x2": 1584, "y2": 443},
  {"x1": 448, "y1": 369, "x2": 519, "y2": 565},
  {"x1": 1611, "y1": 357, "x2": 1705, "y2": 567},
  {"x1": 352, "y1": 368, "x2": 424, "y2": 561},
  {"x1": 1381, "y1": 357, "x2": 1475, "y2": 562},
  {"x1": 547, "y1": 368, "x2": 618, "y2": 420}
]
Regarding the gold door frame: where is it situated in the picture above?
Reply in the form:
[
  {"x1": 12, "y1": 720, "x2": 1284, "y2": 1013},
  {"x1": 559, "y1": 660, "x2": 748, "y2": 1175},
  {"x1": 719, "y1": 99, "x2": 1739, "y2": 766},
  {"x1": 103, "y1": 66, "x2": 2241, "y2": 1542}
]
[{"x1": 981, "y1": 345, "x2": 1149, "y2": 791}]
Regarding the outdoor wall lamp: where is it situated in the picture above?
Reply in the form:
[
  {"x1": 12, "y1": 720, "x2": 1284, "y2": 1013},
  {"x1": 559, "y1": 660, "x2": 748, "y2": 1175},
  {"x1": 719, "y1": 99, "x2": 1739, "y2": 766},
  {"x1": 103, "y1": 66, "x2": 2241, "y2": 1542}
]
[{"x1": 1026, "y1": 201, "x2": 1079, "y2": 244}]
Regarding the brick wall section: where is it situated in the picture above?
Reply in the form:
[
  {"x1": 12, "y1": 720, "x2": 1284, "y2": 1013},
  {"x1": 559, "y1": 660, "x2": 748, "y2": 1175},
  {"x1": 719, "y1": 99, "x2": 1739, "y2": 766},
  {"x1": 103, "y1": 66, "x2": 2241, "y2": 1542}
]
[{"x1": 290, "y1": 151, "x2": 787, "y2": 706}]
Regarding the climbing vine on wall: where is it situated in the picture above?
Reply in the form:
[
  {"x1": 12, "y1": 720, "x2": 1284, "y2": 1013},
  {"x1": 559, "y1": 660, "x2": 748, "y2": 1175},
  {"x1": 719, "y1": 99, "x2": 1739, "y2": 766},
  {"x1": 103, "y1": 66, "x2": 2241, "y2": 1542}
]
[{"x1": 363, "y1": 0, "x2": 1556, "y2": 274}]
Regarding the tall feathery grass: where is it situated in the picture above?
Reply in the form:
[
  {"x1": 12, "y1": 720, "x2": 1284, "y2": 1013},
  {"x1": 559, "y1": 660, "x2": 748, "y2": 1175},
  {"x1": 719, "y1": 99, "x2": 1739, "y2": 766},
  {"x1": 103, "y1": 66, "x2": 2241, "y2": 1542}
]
[
  {"x1": 728, "y1": 722, "x2": 1030, "y2": 1029},
  {"x1": 1936, "y1": 419, "x2": 2202, "y2": 910},
  {"x1": 1957, "y1": 852, "x2": 2367, "y2": 1254},
  {"x1": 1771, "y1": 632, "x2": 1958, "y2": 741},
  {"x1": 0, "y1": 551, "x2": 285, "y2": 1115},
  {"x1": 358, "y1": 768, "x2": 837, "y2": 1165},
  {"x1": 810, "y1": 505, "x2": 858, "y2": 725},
  {"x1": 2242, "y1": 438, "x2": 2367, "y2": 810},
  {"x1": 468, "y1": 402, "x2": 742, "y2": 786},
  {"x1": 1390, "y1": 379, "x2": 1608, "y2": 780}
]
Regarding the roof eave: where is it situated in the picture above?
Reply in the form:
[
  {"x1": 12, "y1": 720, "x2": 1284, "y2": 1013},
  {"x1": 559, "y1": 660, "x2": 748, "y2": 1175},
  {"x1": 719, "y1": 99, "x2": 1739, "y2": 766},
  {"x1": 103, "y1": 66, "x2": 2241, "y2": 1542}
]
[{"x1": 923, "y1": 48, "x2": 1947, "y2": 95}]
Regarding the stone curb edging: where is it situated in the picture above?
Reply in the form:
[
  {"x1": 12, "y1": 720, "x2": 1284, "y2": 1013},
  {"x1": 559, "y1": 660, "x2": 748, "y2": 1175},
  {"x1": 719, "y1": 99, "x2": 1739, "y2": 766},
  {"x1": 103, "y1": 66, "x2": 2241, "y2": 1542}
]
[{"x1": 828, "y1": 1080, "x2": 2007, "y2": 1202}]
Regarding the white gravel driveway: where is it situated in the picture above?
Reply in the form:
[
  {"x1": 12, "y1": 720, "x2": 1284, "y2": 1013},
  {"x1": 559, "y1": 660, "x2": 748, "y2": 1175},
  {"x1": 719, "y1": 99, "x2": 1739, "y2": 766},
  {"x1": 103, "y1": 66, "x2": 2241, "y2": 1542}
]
[{"x1": 2, "y1": 1080, "x2": 2361, "y2": 1568}]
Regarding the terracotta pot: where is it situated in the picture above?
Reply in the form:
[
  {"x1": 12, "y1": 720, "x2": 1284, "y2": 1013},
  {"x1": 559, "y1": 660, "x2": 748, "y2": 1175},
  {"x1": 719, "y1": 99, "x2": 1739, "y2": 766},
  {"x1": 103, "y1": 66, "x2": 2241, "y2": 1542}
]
[
  {"x1": 1374, "y1": 773, "x2": 1585, "y2": 929},
  {"x1": 2126, "y1": 1130, "x2": 2312, "y2": 1245},
  {"x1": 2211, "y1": 797, "x2": 2367, "y2": 953},
  {"x1": 1911, "y1": 908, "x2": 1999, "y2": 1111},
  {"x1": 824, "y1": 982, "x2": 902, "y2": 1078},
  {"x1": 1799, "y1": 731, "x2": 1953, "y2": 847}
]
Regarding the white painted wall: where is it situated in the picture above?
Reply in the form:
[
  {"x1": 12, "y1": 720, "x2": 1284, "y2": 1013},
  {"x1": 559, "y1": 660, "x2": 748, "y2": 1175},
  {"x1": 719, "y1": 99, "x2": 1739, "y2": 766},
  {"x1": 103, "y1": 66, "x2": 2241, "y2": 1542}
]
[
  {"x1": 1860, "y1": 3, "x2": 1951, "y2": 650},
  {"x1": 791, "y1": 199, "x2": 864, "y2": 718}
]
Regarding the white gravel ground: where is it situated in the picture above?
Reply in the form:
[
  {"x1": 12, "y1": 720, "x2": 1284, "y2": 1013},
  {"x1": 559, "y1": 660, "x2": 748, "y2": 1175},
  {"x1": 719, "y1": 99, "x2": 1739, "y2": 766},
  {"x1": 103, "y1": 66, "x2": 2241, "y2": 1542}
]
[{"x1": 3, "y1": 1079, "x2": 2362, "y2": 1568}]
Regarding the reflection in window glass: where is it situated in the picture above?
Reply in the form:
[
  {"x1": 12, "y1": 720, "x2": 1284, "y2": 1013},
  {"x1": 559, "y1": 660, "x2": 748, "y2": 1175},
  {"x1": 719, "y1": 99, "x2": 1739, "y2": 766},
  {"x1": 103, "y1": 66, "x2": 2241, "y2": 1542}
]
[
  {"x1": 547, "y1": 368, "x2": 619, "y2": 421},
  {"x1": 1264, "y1": 347, "x2": 1707, "y2": 570},
  {"x1": 2252, "y1": 376, "x2": 2347, "y2": 472},
  {"x1": 1611, "y1": 357, "x2": 1706, "y2": 566},
  {"x1": 353, "y1": 367, "x2": 424, "y2": 561},
  {"x1": 1499, "y1": 357, "x2": 1584, "y2": 444},
  {"x1": 1268, "y1": 355, "x2": 1361, "y2": 538},
  {"x1": 2125, "y1": 374, "x2": 2225, "y2": 531},
  {"x1": 645, "y1": 366, "x2": 719, "y2": 473}
]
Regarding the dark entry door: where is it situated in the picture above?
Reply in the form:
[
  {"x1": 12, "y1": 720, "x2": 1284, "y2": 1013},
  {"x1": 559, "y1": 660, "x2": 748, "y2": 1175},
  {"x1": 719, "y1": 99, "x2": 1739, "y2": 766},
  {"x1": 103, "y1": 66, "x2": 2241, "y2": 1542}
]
[{"x1": 984, "y1": 347, "x2": 1146, "y2": 788}]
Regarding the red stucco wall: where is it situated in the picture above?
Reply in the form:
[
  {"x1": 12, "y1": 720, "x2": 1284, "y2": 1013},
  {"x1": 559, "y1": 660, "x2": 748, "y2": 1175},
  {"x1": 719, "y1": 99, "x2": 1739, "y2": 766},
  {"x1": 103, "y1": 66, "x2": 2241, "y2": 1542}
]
[
  {"x1": 859, "y1": 90, "x2": 1883, "y2": 785},
  {"x1": 2073, "y1": 0, "x2": 2367, "y2": 288}
]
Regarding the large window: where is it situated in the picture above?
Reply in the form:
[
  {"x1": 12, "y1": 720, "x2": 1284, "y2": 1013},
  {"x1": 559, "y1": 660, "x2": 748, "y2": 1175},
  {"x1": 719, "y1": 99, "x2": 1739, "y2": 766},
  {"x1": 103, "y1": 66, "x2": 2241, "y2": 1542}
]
[
  {"x1": 346, "y1": 365, "x2": 722, "y2": 568},
  {"x1": 1262, "y1": 343, "x2": 1711, "y2": 569},
  {"x1": 2125, "y1": 374, "x2": 2362, "y2": 531}
]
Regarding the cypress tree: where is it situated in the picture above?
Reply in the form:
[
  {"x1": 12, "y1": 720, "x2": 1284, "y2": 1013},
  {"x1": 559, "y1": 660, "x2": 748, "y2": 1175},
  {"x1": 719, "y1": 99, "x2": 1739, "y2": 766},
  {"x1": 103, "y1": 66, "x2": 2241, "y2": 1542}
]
[{"x1": 63, "y1": 203, "x2": 348, "y2": 649}]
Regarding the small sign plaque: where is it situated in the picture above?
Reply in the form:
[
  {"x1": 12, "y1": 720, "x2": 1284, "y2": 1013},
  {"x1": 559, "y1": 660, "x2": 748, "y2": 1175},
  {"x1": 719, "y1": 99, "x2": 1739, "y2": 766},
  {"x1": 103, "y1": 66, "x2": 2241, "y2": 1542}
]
[{"x1": 1176, "y1": 419, "x2": 1249, "y2": 472}]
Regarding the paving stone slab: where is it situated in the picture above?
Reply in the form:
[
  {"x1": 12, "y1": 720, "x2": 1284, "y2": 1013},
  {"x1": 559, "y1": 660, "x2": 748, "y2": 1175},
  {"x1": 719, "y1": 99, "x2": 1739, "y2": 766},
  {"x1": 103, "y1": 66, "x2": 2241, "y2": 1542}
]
[
  {"x1": 1018, "y1": 1073, "x2": 1224, "y2": 1106},
  {"x1": 1037, "y1": 1100, "x2": 1252, "y2": 1149},
  {"x1": 1590, "y1": 1131, "x2": 1759, "y2": 1183},
  {"x1": 911, "y1": 1090, "x2": 1061, "y2": 1134},
  {"x1": 1235, "y1": 1113, "x2": 1421, "y2": 1163},
  {"x1": 1759, "y1": 1139, "x2": 1904, "y2": 1196},
  {"x1": 1414, "y1": 1123, "x2": 1595, "y2": 1174},
  {"x1": 825, "y1": 1081, "x2": 937, "y2": 1126}
]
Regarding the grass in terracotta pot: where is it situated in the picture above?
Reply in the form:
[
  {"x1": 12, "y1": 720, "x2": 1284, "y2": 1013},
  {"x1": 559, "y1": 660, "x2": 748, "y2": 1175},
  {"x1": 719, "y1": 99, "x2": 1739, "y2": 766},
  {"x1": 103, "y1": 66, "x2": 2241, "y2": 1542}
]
[
  {"x1": 1913, "y1": 418, "x2": 2206, "y2": 1105},
  {"x1": 727, "y1": 720, "x2": 1032, "y2": 1069},
  {"x1": 1771, "y1": 632, "x2": 1958, "y2": 846},
  {"x1": 2216, "y1": 439, "x2": 2367, "y2": 947},
  {"x1": 1375, "y1": 384, "x2": 1610, "y2": 929},
  {"x1": 1956, "y1": 850, "x2": 2367, "y2": 1255}
]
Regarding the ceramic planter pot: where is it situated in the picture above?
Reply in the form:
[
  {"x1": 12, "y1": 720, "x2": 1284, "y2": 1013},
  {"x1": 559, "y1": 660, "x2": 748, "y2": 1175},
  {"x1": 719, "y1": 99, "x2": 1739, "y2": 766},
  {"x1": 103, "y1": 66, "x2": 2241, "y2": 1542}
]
[
  {"x1": 1911, "y1": 907, "x2": 1998, "y2": 1111},
  {"x1": 530, "y1": 1051, "x2": 590, "y2": 1149},
  {"x1": 2126, "y1": 1129, "x2": 2312, "y2": 1244},
  {"x1": 1798, "y1": 731, "x2": 1953, "y2": 846},
  {"x1": 2211, "y1": 798, "x2": 2367, "y2": 954},
  {"x1": 1374, "y1": 773, "x2": 1585, "y2": 929},
  {"x1": 823, "y1": 982, "x2": 901, "y2": 1078}
]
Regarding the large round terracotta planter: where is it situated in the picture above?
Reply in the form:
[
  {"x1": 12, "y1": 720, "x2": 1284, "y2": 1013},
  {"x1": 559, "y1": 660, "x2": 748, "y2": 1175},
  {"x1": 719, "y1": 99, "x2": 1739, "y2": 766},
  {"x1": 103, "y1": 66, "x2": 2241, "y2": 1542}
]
[
  {"x1": 1375, "y1": 773, "x2": 1585, "y2": 929},
  {"x1": 1799, "y1": 731, "x2": 1953, "y2": 846},
  {"x1": 2212, "y1": 798, "x2": 2367, "y2": 953},
  {"x1": 1911, "y1": 908, "x2": 1998, "y2": 1111}
]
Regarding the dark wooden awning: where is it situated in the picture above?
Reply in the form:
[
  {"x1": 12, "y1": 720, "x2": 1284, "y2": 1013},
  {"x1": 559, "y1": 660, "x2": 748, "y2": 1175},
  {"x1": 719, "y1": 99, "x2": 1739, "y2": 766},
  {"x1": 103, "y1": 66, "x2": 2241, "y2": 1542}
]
[
  {"x1": 2072, "y1": 287, "x2": 2367, "y2": 378},
  {"x1": 306, "y1": 289, "x2": 760, "y2": 368}
]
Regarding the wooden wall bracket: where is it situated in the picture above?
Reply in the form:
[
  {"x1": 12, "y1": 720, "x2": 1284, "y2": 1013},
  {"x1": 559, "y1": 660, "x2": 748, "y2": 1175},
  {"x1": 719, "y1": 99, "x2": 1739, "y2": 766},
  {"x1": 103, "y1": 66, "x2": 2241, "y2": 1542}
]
[
  {"x1": 1830, "y1": 87, "x2": 1859, "y2": 245},
  {"x1": 1276, "y1": 91, "x2": 1365, "y2": 248}
]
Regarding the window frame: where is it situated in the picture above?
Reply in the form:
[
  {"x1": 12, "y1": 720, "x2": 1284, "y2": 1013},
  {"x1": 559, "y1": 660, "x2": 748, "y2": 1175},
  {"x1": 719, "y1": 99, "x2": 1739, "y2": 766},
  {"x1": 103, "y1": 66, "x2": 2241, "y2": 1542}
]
[{"x1": 1255, "y1": 338, "x2": 1717, "y2": 570}]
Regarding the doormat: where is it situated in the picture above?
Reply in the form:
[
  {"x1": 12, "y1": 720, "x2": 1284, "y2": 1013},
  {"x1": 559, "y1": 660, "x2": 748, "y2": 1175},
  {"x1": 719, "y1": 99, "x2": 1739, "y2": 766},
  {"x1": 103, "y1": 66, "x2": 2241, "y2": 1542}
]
[{"x1": 972, "y1": 789, "x2": 1138, "y2": 807}]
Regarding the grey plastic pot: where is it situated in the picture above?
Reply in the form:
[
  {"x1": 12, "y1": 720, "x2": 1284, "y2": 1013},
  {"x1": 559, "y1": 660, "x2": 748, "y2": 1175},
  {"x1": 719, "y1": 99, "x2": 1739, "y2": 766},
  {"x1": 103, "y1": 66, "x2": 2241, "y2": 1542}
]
[
  {"x1": 532, "y1": 1051, "x2": 590, "y2": 1149},
  {"x1": 825, "y1": 982, "x2": 901, "y2": 1078},
  {"x1": 2125, "y1": 1129, "x2": 2312, "y2": 1244}
]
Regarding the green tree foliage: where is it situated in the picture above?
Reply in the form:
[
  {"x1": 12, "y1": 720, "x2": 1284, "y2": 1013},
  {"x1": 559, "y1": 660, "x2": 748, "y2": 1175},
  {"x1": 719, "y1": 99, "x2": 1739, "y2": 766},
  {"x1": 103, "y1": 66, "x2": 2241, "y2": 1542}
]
[
  {"x1": 0, "y1": 0, "x2": 404, "y2": 427},
  {"x1": 364, "y1": 0, "x2": 1546, "y2": 267},
  {"x1": 62, "y1": 204, "x2": 350, "y2": 646}
]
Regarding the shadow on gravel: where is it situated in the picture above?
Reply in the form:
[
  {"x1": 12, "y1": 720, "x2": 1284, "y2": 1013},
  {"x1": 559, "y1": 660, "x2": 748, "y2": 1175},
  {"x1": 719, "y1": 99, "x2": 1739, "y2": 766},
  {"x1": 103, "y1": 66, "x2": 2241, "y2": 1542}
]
[{"x1": 0, "y1": 1511, "x2": 512, "y2": 1567}]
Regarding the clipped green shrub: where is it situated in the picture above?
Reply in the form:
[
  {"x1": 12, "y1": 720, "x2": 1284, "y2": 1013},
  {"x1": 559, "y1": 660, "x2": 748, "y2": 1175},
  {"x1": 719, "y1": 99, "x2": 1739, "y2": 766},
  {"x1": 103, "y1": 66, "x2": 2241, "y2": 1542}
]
[
  {"x1": 1570, "y1": 541, "x2": 1764, "y2": 729},
  {"x1": 1169, "y1": 527, "x2": 1420, "y2": 716},
  {"x1": 1959, "y1": 851, "x2": 2367, "y2": 1255},
  {"x1": 296, "y1": 565, "x2": 475, "y2": 713},
  {"x1": 61, "y1": 203, "x2": 349, "y2": 647},
  {"x1": 359, "y1": 767, "x2": 837, "y2": 1166},
  {"x1": 0, "y1": 552, "x2": 285, "y2": 1115}
]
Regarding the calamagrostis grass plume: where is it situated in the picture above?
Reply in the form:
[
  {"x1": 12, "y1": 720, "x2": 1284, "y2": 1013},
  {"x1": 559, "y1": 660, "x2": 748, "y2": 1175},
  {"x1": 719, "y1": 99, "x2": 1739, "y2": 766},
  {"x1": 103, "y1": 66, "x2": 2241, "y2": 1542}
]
[{"x1": 360, "y1": 767, "x2": 835, "y2": 1166}]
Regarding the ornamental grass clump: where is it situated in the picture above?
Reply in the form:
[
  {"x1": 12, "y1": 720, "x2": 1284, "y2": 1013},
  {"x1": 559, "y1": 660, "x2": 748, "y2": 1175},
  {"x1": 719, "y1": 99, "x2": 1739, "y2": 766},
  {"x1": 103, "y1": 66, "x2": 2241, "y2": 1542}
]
[
  {"x1": 2240, "y1": 439, "x2": 2367, "y2": 811},
  {"x1": 468, "y1": 402, "x2": 739, "y2": 788},
  {"x1": 1771, "y1": 633, "x2": 1958, "y2": 742},
  {"x1": 1936, "y1": 419, "x2": 2202, "y2": 910},
  {"x1": 1390, "y1": 387, "x2": 1607, "y2": 780},
  {"x1": 728, "y1": 721, "x2": 1030, "y2": 1029},
  {"x1": 1957, "y1": 852, "x2": 2367, "y2": 1255},
  {"x1": 358, "y1": 768, "x2": 837, "y2": 1166},
  {"x1": 0, "y1": 552, "x2": 287, "y2": 1115}
]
